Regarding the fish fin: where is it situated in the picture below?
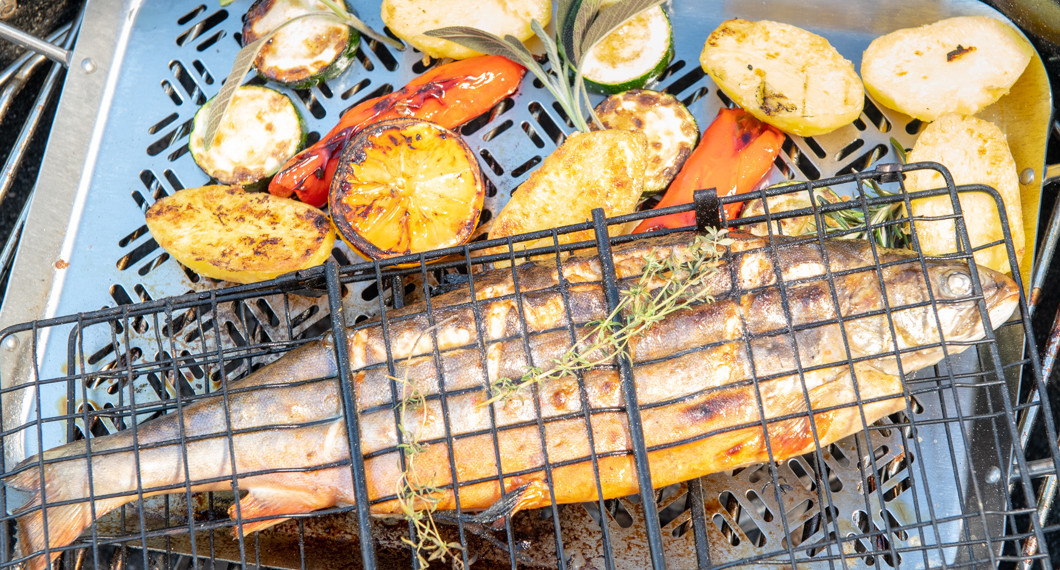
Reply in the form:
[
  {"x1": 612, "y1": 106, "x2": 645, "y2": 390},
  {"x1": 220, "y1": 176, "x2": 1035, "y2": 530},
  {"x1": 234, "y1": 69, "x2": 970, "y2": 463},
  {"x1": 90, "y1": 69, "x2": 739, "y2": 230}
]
[
  {"x1": 7, "y1": 467, "x2": 125, "y2": 570},
  {"x1": 229, "y1": 489, "x2": 329, "y2": 537},
  {"x1": 436, "y1": 480, "x2": 549, "y2": 530}
]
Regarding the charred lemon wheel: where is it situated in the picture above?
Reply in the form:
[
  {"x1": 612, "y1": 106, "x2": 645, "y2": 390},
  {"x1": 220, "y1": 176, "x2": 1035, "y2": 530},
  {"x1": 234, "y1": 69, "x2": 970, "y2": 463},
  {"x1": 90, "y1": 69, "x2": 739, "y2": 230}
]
[{"x1": 329, "y1": 118, "x2": 485, "y2": 260}]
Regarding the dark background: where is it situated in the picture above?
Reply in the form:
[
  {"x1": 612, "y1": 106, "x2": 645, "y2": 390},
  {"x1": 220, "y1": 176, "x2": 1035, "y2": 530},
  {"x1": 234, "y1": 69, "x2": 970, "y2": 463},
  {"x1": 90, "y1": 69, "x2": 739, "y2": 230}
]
[{"x1": 0, "y1": 0, "x2": 1058, "y2": 566}]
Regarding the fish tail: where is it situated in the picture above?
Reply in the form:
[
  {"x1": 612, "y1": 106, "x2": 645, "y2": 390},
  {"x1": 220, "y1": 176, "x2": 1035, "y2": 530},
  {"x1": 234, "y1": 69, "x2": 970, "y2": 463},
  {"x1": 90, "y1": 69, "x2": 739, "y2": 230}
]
[{"x1": 6, "y1": 461, "x2": 124, "y2": 570}]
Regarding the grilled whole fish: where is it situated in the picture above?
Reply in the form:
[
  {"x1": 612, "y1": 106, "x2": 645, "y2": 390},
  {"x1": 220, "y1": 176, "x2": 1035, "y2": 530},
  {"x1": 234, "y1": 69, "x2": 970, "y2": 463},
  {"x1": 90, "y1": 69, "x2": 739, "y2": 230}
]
[{"x1": 6, "y1": 231, "x2": 1019, "y2": 569}]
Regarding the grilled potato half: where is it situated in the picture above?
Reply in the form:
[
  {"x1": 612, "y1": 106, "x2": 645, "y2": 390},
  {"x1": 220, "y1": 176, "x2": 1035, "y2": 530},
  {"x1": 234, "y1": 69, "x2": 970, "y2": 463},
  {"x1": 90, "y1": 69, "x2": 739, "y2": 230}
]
[
  {"x1": 906, "y1": 114, "x2": 1023, "y2": 274},
  {"x1": 861, "y1": 16, "x2": 1033, "y2": 122},
  {"x1": 700, "y1": 19, "x2": 863, "y2": 137},
  {"x1": 381, "y1": 0, "x2": 551, "y2": 60},
  {"x1": 145, "y1": 185, "x2": 335, "y2": 284},
  {"x1": 488, "y1": 129, "x2": 646, "y2": 258}
]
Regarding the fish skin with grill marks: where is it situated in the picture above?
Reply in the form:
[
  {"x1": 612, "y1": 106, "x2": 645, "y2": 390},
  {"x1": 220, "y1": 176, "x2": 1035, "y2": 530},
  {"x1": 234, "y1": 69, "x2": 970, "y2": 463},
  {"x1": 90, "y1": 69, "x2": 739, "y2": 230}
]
[{"x1": 6, "y1": 231, "x2": 1019, "y2": 569}]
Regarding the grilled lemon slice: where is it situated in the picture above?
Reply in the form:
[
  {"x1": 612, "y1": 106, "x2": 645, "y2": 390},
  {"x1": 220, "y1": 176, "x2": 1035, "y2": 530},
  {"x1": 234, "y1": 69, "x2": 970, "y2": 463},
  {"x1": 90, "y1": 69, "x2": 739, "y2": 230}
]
[{"x1": 329, "y1": 118, "x2": 484, "y2": 260}]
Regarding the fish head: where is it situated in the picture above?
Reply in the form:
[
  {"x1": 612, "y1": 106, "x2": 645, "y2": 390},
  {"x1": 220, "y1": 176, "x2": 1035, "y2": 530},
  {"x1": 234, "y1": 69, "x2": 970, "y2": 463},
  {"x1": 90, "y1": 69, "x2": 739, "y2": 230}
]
[{"x1": 883, "y1": 259, "x2": 1020, "y2": 372}]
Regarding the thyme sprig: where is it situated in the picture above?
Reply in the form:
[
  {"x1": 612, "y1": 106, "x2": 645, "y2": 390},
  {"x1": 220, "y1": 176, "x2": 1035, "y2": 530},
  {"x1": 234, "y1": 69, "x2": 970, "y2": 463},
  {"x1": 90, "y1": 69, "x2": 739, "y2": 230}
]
[
  {"x1": 484, "y1": 228, "x2": 732, "y2": 405},
  {"x1": 427, "y1": 0, "x2": 665, "y2": 133},
  {"x1": 390, "y1": 318, "x2": 464, "y2": 567}
]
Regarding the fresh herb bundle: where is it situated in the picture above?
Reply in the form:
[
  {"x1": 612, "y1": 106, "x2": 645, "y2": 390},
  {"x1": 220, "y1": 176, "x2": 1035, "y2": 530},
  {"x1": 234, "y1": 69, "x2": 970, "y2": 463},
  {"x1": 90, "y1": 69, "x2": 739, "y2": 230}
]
[
  {"x1": 427, "y1": 0, "x2": 665, "y2": 133},
  {"x1": 817, "y1": 181, "x2": 908, "y2": 249}
]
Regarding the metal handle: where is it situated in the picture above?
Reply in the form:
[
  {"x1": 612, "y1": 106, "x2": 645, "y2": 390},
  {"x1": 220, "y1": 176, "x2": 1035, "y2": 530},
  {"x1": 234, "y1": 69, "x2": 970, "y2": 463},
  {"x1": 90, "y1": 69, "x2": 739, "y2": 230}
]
[{"x1": 0, "y1": 19, "x2": 69, "y2": 66}]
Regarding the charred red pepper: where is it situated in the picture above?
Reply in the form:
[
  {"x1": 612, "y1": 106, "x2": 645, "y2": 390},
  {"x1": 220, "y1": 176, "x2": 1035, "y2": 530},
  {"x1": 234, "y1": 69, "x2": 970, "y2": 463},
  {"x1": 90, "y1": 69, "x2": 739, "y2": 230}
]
[
  {"x1": 269, "y1": 55, "x2": 526, "y2": 207},
  {"x1": 633, "y1": 108, "x2": 784, "y2": 233}
]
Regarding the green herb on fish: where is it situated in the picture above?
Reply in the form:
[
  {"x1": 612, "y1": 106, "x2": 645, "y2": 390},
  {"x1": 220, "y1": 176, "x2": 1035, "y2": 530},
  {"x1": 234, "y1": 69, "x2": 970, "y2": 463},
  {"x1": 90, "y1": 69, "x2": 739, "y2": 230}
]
[
  {"x1": 741, "y1": 181, "x2": 908, "y2": 249},
  {"x1": 391, "y1": 320, "x2": 464, "y2": 568},
  {"x1": 426, "y1": 0, "x2": 666, "y2": 133},
  {"x1": 485, "y1": 227, "x2": 732, "y2": 405},
  {"x1": 819, "y1": 181, "x2": 908, "y2": 249}
]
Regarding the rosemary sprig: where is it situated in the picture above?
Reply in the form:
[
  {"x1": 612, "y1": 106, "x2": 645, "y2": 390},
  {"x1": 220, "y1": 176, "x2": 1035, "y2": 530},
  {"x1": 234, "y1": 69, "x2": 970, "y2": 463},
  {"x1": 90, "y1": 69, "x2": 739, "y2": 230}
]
[
  {"x1": 817, "y1": 182, "x2": 908, "y2": 249},
  {"x1": 202, "y1": 4, "x2": 399, "y2": 148},
  {"x1": 427, "y1": 0, "x2": 665, "y2": 133},
  {"x1": 484, "y1": 228, "x2": 732, "y2": 405}
]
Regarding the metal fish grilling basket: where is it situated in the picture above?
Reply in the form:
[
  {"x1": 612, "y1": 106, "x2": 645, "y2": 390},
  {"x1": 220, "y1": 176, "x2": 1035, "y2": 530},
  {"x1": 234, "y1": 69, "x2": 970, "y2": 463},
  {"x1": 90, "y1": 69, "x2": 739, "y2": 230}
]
[{"x1": 0, "y1": 0, "x2": 1059, "y2": 569}]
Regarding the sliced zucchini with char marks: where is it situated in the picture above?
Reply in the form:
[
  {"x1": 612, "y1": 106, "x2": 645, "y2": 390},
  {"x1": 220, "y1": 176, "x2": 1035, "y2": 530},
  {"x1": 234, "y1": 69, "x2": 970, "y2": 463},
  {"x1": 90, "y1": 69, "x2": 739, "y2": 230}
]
[
  {"x1": 145, "y1": 185, "x2": 335, "y2": 284},
  {"x1": 189, "y1": 85, "x2": 306, "y2": 187},
  {"x1": 580, "y1": 4, "x2": 673, "y2": 94},
  {"x1": 243, "y1": 0, "x2": 360, "y2": 88},
  {"x1": 592, "y1": 89, "x2": 697, "y2": 193}
]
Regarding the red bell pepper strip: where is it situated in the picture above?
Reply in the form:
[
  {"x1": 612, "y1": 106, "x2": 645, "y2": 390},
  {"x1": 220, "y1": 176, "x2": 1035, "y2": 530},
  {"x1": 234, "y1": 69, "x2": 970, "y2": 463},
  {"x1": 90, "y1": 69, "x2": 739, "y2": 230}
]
[
  {"x1": 269, "y1": 55, "x2": 526, "y2": 207},
  {"x1": 633, "y1": 108, "x2": 784, "y2": 234}
]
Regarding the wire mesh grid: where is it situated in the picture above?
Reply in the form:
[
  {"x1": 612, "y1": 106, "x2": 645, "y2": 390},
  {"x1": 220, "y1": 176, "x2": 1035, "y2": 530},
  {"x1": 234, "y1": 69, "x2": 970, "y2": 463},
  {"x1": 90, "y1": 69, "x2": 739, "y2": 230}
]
[{"x1": 0, "y1": 164, "x2": 1056, "y2": 569}]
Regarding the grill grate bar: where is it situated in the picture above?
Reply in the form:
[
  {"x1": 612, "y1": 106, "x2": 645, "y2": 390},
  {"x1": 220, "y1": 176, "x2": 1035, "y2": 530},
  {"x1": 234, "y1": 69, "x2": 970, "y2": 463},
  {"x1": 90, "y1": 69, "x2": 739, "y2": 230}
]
[
  {"x1": 549, "y1": 229, "x2": 620, "y2": 570},
  {"x1": 326, "y1": 261, "x2": 377, "y2": 569},
  {"x1": 462, "y1": 247, "x2": 524, "y2": 568},
  {"x1": 504, "y1": 235, "x2": 569, "y2": 570},
  {"x1": 591, "y1": 207, "x2": 667, "y2": 569},
  {"x1": 416, "y1": 255, "x2": 473, "y2": 569}
]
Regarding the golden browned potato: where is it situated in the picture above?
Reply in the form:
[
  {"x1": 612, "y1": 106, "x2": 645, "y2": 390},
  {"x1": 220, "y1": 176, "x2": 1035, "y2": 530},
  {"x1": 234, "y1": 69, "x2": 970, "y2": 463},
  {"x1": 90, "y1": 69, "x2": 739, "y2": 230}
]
[
  {"x1": 381, "y1": 0, "x2": 551, "y2": 60},
  {"x1": 861, "y1": 16, "x2": 1033, "y2": 121},
  {"x1": 699, "y1": 19, "x2": 864, "y2": 137},
  {"x1": 905, "y1": 114, "x2": 1023, "y2": 273},
  {"x1": 146, "y1": 185, "x2": 335, "y2": 284},
  {"x1": 488, "y1": 129, "x2": 646, "y2": 257}
]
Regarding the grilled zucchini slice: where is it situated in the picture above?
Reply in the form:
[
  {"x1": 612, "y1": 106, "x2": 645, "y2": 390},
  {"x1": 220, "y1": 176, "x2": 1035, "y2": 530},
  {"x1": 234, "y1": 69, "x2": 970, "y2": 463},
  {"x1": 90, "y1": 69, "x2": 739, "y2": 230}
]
[
  {"x1": 700, "y1": 19, "x2": 864, "y2": 137},
  {"x1": 242, "y1": 0, "x2": 360, "y2": 88},
  {"x1": 592, "y1": 89, "x2": 697, "y2": 193},
  {"x1": 905, "y1": 114, "x2": 1024, "y2": 274},
  {"x1": 189, "y1": 85, "x2": 306, "y2": 187},
  {"x1": 580, "y1": 5, "x2": 673, "y2": 94},
  {"x1": 860, "y1": 16, "x2": 1033, "y2": 122},
  {"x1": 145, "y1": 185, "x2": 335, "y2": 284}
]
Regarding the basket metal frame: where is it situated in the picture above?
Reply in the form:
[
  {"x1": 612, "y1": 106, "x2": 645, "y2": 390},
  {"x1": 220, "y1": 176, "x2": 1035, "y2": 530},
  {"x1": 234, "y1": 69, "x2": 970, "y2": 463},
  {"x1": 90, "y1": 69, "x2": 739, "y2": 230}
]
[{"x1": 1, "y1": 164, "x2": 1056, "y2": 569}]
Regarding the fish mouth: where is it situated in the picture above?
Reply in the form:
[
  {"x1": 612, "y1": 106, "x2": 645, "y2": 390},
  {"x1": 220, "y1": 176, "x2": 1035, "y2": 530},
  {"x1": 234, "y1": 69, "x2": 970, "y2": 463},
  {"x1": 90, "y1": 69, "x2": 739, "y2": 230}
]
[{"x1": 985, "y1": 272, "x2": 1020, "y2": 330}]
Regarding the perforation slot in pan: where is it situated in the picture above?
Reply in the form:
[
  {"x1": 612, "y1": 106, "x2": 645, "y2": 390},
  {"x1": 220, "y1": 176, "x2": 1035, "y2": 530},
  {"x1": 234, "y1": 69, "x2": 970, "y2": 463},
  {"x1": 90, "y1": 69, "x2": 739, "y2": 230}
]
[{"x1": 0, "y1": 0, "x2": 1054, "y2": 568}]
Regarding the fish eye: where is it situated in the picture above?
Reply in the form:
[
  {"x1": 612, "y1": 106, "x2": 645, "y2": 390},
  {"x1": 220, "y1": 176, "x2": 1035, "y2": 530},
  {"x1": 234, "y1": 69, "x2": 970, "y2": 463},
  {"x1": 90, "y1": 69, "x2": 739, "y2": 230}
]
[{"x1": 941, "y1": 270, "x2": 972, "y2": 298}]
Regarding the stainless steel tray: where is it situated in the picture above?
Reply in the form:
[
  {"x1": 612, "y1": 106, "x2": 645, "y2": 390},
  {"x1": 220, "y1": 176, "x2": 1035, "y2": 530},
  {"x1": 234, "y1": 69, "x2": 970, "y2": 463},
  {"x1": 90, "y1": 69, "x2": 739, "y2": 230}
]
[{"x1": 0, "y1": 0, "x2": 1053, "y2": 568}]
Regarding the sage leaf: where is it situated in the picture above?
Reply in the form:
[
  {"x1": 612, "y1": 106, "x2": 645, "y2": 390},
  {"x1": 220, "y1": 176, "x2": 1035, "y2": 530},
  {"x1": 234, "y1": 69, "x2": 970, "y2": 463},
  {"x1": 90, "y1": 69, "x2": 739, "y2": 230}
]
[
  {"x1": 341, "y1": 10, "x2": 405, "y2": 50},
  {"x1": 425, "y1": 26, "x2": 537, "y2": 69},
  {"x1": 201, "y1": 34, "x2": 272, "y2": 150},
  {"x1": 581, "y1": 0, "x2": 665, "y2": 60},
  {"x1": 204, "y1": 11, "x2": 383, "y2": 148},
  {"x1": 556, "y1": 0, "x2": 577, "y2": 37},
  {"x1": 889, "y1": 137, "x2": 909, "y2": 164},
  {"x1": 532, "y1": 20, "x2": 562, "y2": 75},
  {"x1": 569, "y1": 0, "x2": 602, "y2": 63}
]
